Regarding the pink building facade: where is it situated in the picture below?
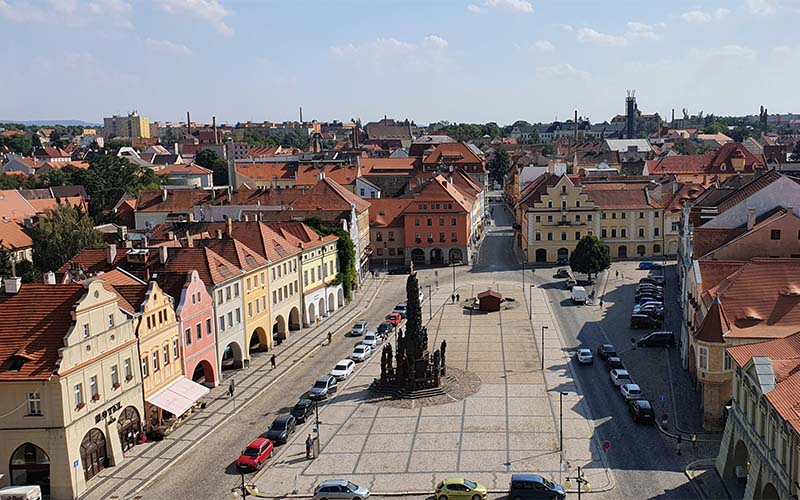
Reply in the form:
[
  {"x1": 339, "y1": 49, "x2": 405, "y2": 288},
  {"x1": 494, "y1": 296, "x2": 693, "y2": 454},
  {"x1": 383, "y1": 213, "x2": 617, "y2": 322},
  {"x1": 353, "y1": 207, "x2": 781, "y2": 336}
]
[{"x1": 175, "y1": 270, "x2": 219, "y2": 387}]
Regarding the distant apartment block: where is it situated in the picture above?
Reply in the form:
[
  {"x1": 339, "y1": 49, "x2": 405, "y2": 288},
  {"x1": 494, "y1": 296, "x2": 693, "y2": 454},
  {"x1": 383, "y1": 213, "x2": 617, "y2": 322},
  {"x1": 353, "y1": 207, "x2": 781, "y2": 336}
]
[{"x1": 104, "y1": 112, "x2": 151, "y2": 140}]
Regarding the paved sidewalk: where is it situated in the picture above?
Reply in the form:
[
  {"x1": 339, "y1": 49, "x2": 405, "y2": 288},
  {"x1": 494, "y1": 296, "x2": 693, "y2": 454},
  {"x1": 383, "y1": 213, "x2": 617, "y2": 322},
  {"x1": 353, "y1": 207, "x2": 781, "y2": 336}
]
[
  {"x1": 685, "y1": 459, "x2": 731, "y2": 500},
  {"x1": 80, "y1": 276, "x2": 386, "y2": 500}
]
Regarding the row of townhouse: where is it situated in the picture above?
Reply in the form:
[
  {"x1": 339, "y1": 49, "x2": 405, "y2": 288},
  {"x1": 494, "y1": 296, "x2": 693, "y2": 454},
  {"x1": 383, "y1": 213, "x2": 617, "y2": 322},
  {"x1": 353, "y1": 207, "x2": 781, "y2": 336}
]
[
  {"x1": 0, "y1": 220, "x2": 342, "y2": 500},
  {"x1": 671, "y1": 166, "x2": 800, "y2": 499}
]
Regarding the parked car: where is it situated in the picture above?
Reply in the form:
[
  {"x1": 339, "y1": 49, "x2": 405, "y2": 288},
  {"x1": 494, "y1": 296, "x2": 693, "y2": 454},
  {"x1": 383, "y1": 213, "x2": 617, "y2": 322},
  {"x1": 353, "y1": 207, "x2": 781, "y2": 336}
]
[
  {"x1": 434, "y1": 477, "x2": 487, "y2": 500},
  {"x1": 508, "y1": 474, "x2": 566, "y2": 500},
  {"x1": 630, "y1": 314, "x2": 660, "y2": 329},
  {"x1": 636, "y1": 331, "x2": 675, "y2": 347},
  {"x1": 377, "y1": 321, "x2": 393, "y2": 336},
  {"x1": 350, "y1": 344, "x2": 372, "y2": 362},
  {"x1": 385, "y1": 312, "x2": 403, "y2": 326},
  {"x1": 643, "y1": 308, "x2": 664, "y2": 321},
  {"x1": 635, "y1": 292, "x2": 663, "y2": 303},
  {"x1": 392, "y1": 303, "x2": 408, "y2": 318},
  {"x1": 290, "y1": 399, "x2": 315, "y2": 423},
  {"x1": 640, "y1": 276, "x2": 665, "y2": 286},
  {"x1": 555, "y1": 268, "x2": 570, "y2": 278},
  {"x1": 610, "y1": 369, "x2": 633, "y2": 387},
  {"x1": 564, "y1": 278, "x2": 577, "y2": 290},
  {"x1": 571, "y1": 286, "x2": 587, "y2": 305},
  {"x1": 362, "y1": 333, "x2": 379, "y2": 350},
  {"x1": 636, "y1": 282, "x2": 663, "y2": 291},
  {"x1": 236, "y1": 437, "x2": 274, "y2": 470},
  {"x1": 638, "y1": 261, "x2": 663, "y2": 270},
  {"x1": 633, "y1": 300, "x2": 664, "y2": 311},
  {"x1": 266, "y1": 415, "x2": 296, "y2": 444},
  {"x1": 313, "y1": 480, "x2": 370, "y2": 500},
  {"x1": 605, "y1": 356, "x2": 624, "y2": 370},
  {"x1": 330, "y1": 359, "x2": 356, "y2": 380},
  {"x1": 350, "y1": 320, "x2": 368, "y2": 336},
  {"x1": 633, "y1": 303, "x2": 663, "y2": 314},
  {"x1": 596, "y1": 344, "x2": 617, "y2": 360},
  {"x1": 310, "y1": 375, "x2": 338, "y2": 400},
  {"x1": 628, "y1": 399, "x2": 655, "y2": 424},
  {"x1": 620, "y1": 383, "x2": 643, "y2": 401},
  {"x1": 576, "y1": 348, "x2": 593, "y2": 364}
]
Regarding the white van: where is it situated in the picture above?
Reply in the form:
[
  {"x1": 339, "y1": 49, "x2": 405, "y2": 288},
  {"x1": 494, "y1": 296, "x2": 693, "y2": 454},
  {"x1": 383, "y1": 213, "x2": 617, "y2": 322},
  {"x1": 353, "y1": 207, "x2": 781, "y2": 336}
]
[
  {"x1": 571, "y1": 286, "x2": 587, "y2": 305},
  {"x1": 0, "y1": 485, "x2": 42, "y2": 500}
]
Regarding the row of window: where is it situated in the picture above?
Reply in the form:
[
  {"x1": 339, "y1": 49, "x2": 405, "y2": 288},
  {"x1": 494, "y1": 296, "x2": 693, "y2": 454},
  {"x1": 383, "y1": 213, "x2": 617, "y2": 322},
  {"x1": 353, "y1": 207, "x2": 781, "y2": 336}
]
[
  {"x1": 414, "y1": 232, "x2": 460, "y2": 243},
  {"x1": 769, "y1": 229, "x2": 800, "y2": 240},
  {"x1": 82, "y1": 312, "x2": 119, "y2": 339},
  {"x1": 302, "y1": 245, "x2": 336, "y2": 261},
  {"x1": 272, "y1": 280, "x2": 299, "y2": 305},
  {"x1": 185, "y1": 318, "x2": 214, "y2": 345},
  {"x1": 417, "y1": 203, "x2": 453, "y2": 210},
  {"x1": 303, "y1": 262, "x2": 336, "y2": 287},
  {"x1": 218, "y1": 308, "x2": 242, "y2": 332},
  {"x1": 145, "y1": 308, "x2": 172, "y2": 330},
  {"x1": 600, "y1": 227, "x2": 660, "y2": 239},
  {"x1": 245, "y1": 272, "x2": 266, "y2": 293},
  {"x1": 736, "y1": 372, "x2": 792, "y2": 469},
  {"x1": 375, "y1": 231, "x2": 395, "y2": 242},
  {"x1": 535, "y1": 214, "x2": 593, "y2": 224},
  {"x1": 376, "y1": 247, "x2": 404, "y2": 257},
  {"x1": 216, "y1": 283, "x2": 241, "y2": 305},
  {"x1": 536, "y1": 230, "x2": 591, "y2": 241},
  {"x1": 141, "y1": 340, "x2": 180, "y2": 378},
  {"x1": 66, "y1": 358, "x2": 135, "y2": 412},
  {"x1": 271, "y1": 260, "x2": 297, "y2": 281},
  {"x1": 415, "y1": 217, "x2": 458, "y2": 227},
  {"x1": 247, "y1": 296, "x2": 267, "y2": 319}
]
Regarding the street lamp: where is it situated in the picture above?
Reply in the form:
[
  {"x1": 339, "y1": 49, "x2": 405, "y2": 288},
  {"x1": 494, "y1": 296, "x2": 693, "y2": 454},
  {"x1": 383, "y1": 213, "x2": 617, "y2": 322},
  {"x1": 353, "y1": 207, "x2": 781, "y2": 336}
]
[
  {"x1": 426, "y1": 285, "x2": 432, "y2": 320},
  {"x1": 227, "y1": 473, "x2": 259, "y2": 499},
  {"x1": 529, "y1": 285, "x2": 535, "y2": 320},
  {"x1": 564, "y1": 466, "x2": 591, "y2": 500},
  {"x1": 451, "y1": 261, "x2": 456, "y2": 295},
  {"x1": 541, "y1": 326, "x2": 548, "y2": 370},
  {"x1": 559, "y1": 391, "x2": 568, "y2": 453}
]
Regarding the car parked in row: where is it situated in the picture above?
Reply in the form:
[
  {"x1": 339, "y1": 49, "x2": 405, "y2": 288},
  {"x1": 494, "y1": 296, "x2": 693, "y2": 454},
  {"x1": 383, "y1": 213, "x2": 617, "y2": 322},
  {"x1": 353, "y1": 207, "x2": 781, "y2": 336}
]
[
  {"x1": 377, "y1": 321, "x2": 393, "y2": 337},
  {"x1": 385, "y1": 312, "x2": 402, "y2": 326},
  {"x1": 266, "y1": 415, "x2": 296, "y2": 445},
  {"x1": 330, "y1": 359, "x2": 355, "y2": 380},
  {"x1": 509, "y1": 474, "x2": 566, "y2": 500},
  {"x1": 310, "y1": 375, "x2": 338, "y2": 400},
  {"x1": 610, "y1": 369, "x2": 633, "y2": 387},
  {"x1": 636, "y1": 331, "x2": 675, "y2": 347},
  {"x1": 628, "y1": 399, "x2": 655, "y2": 424},
  {"x1": 620, "y1": 383, "x2": 643, "y2": 401},
  {"x1": 236, "y1": 437, "x2": 274, "y2": 470},
  {"x1": 630, "y1": 314, "x2": 660, "y2": 329},
  {"x1": 362, "y1": 333, "x2": 379, "y2": 349},
  {"x1": 640, "y1": 276, "x2": 665, "y2": 286},
  {"x1": 291, "y1": 399, "x2": 315, "y2": 423},
  {"x1": 605, "y1": 356, "x2": 624, "y2": 370},
  {"x1": 596, "y1": 344, "x2": 617, "y2": 360},
  {"x1": 576, "y1": 348, "x2": 593, "y2": 364},
  {"x1": 638, "y1": 261, "x2": 663, "y2": 270},
  {"x1": 350, "y1": 344, "x2": 372, "y2": 362},
  {"x1": 392, "y1": 303, "x2": 407, "y2": 319},
  {"x1": 350, "y1": 320, "x2": 368, "y2": 336},
  {"x1": 313, "y1": 480, "x2": 370, "y2": 500},
  {"x1": 434, "y1": 477, "x2": 487, "y2": 500}
]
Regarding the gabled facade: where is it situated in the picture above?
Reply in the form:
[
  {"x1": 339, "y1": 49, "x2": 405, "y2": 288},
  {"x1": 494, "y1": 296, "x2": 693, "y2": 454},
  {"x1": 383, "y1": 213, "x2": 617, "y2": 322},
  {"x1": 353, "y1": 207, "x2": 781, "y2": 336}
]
[
  {"x1": 0, "y1": 280, "x2": 145, "y2": 500},
  {"x1": 170, "y1": 270, "x2": 219, "y2": 388}
]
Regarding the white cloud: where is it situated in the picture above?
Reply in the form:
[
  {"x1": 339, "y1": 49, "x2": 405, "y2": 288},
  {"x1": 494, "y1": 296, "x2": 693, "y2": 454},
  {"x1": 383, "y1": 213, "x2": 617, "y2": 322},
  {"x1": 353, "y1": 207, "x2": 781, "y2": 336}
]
[
  {"x1": 557, "y1": 23, "x2": 574, "y2": 32},
  {"x1": 158, "y1": 0, "x2": 233, "y2": 35},
  {"x1": 534, "y1": 40, "x2": 554, "y2": 51},
  {"x1": 747, "y1": 0, "x2": 777, "y2": 15},
  {"x1": 424, "y1": 35, "x2": 448, "y2": 49},
  {"x1": 0, "y1": 0, "x2": 132, "y2": 28},
  {"x1": 536, "y1": 63, "x2": 589, "y2": 81},
  {"x1": 577, "y1": 28, "x2": 627, "y2": 48},
  {"x1": 143, "y1": 38, "x2": 192, "y2": 56},
  {"x1": 773, "y1": 45, "x2": 793, "y2": 55},
  {"x1": 331, "y1": 35, "x2": 448, "y2": 62},
  {"x1": 715, "y1": 7, "x2": 731, "y2": 18},
  {"x1": 466, "y1": 0, "x2": 533, "y2": 14},
  {"x1": 625, "y1": 21, "x2": 661, "y2": 40},
  {"x1": 706, "y1": 45, "x2": 756, "y2": 58},
  {"x1": 681, "y1": 10, "x2": 710, "y2": 23}
]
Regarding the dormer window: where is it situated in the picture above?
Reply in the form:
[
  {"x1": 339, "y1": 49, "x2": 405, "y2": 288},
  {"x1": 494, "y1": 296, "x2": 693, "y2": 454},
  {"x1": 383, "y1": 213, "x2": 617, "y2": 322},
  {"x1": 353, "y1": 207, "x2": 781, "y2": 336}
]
[{"x1": 7, "y1": 355, "x2": 26, "y2": 372}]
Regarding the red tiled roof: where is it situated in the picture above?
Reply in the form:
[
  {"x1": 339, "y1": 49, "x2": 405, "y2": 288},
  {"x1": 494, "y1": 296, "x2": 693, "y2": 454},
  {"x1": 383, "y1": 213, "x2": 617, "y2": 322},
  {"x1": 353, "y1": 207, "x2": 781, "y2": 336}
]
[
  {"x1": 404, "y1": 175, "x2": 473, "y2": 213},
  {"x1": 265, "y1": 221, "x2": 337, "y2": 249},
  {"x1": 422, "y1": 142, "x2": 483, "y2": 166},
  {"x1": 697, "y1": 260, "x2": 746, "y2": 293},
  {"x1": 693, "y1": 228, "x2": 747, "y2": 258},
  {"x1": 193, "y1": 238, "x2": 269, "y2": 271},
  {"x1": 694, "y1": 296, "x2": 730, "y2": 343},
  {"x1": 158, "y1": 163, "x2": 213, "y2": 175},
  {"x1": 716, "y1": 170, "x2": 783, "y2": 213},
  {"x1": 236, "y1": 162, "x2": 296, "y2": 182},
  {"x1": 0, "y1": 220, "x2": 32, "y2": 251},
  {"x1": 161, "y1": 247, "x2": 243, "y2": 285},
  {"x1": 360, "y1": 157, "x2": 419, "y2": 175},
  {"x1": 0, "y1": 189, "x2": 36, "y2": 221},
  {"x1": 584, "y1": 185, "x2": 655, "y2": 209},
  {"x1": 34, "y1": 147, "x2": 70, "y2": 158},
  {"x1": 110, "y1": 283, "x2": 148, "y2": 314},
  {"x1": 295, "y1": 164, "x2": 359, "y2": 186},
  {"x1": 518, "y1": 173, "x2": 561, "y2": 208},
  {"x1": 647, "y1": 143, "x2": 766, "y2": 176},
  {"x1": 368, "y1": 198, "x2": 413, "y2": 227},
  {"x1": 0, "y1": 283, "x2": 86, "y2": 381},
  {"x1": 289, "y1": 177, "x2": 370, "y2": 214}
]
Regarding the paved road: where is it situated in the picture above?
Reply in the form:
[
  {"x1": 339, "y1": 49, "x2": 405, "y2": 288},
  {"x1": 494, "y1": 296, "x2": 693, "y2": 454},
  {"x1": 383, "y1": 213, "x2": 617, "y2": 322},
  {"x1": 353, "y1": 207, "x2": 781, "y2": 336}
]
[
  {"x1": 471, "y1": 197, "x2": 718, "y2": 499},
  {"x1": 118, "y1": 276, "x2": 408, "y2": 500}
]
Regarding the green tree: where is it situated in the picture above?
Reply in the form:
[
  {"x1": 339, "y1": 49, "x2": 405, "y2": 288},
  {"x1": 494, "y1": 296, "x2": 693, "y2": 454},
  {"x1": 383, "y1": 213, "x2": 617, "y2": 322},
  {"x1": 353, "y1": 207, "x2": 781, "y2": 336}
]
[
  {"x1": 31, "y1": 204, "x2": 104, "y2": 273},
  {"x1": 703, "y1": 121, "x2": 728, "y2": 135},
  {"x1": 569, "y1": 235, "x2": 611, "y2": 282},
  {"x1": 487, "y1": 148, "x2": 511, "y2": 186},
  {"x1": 1, "y1": 133, "x2": 33, "y2": 155},
  {"x1": 729, "y1": 126, "x2": 752, "y2": 143},
  {"x1": 80, "y1": 155, "x2": 161, "y2": 220},
  {"x1": 303, "y1": 218, "x2": 358, "y2": 300},
  {"x1": 790, "y1": 142, "x2": 800, "y2": 162},
  {"x1": 195, "y1": 149, "x2": 229, "y2": 186}
]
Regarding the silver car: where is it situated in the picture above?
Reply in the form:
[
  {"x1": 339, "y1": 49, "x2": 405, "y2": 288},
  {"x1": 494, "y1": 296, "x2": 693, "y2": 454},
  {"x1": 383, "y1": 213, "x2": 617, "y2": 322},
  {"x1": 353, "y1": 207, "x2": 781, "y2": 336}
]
[{"x1": 313, "y1": 479, "x2": 370, "y2": 499}]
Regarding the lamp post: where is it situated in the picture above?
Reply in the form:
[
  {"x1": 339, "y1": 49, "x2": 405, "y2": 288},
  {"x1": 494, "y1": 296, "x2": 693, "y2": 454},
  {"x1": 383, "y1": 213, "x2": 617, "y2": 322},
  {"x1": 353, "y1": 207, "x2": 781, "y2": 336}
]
[
  {"x1": 529, "y1": 285, "x2": 535, "y2": 320},
  {"x1": 227, "y1": 473, "x2": 259, "y2": 499},
  {"x1": 426, "y1": 285, "x2": 432, "y2": 320},
  {"x1": 451, "y1": 261, "x2": 456, "y2": 295},
  {"x1": 541, "y1": 326, "x2": 548, "y2": 371},
  {"x1": 314, "y1": 399, "x2": 321, "y2": 443},
  {"x1": 559, "y1": 391, "x2": 568, "y2": 453},
  {"x1": 564, "y1": 466, "x2": 590, "y2": 500}
]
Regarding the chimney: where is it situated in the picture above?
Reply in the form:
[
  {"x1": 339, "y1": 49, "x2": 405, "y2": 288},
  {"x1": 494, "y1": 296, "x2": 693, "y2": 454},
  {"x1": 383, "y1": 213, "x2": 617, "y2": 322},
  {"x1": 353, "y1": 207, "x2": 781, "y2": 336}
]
[
  {"x1": 213, "y1": 116, "x2": 218, "y2": 145},
  {"x1": 4, "y1": 277, "x2": 21, "y2": 294},
  {"x1": 747, "y1": 208, "x2": 756, "y2": 230},
  {"x1": 317, "y1": 172, "x2": 326, "y2": 181},
  {"x1": 167, "y1": 231, "x2": 174, "y2": 241},
  {"x1": 299, "y1": 106, "x2": 303, "y2": 123},
  {"x1": 107, "y1": 243, "x2": 117, "y2": 264},
  {"x1": 226, "y1": 217, "x2": 233, "y2": 238},
  {"x1": 186, "y1": 231, "x2": 193, "y2": 247},
  {"x1": 43, "y1": 271, "x2": 56, "y2": 285},
  {"x1": 671, "y1": 108, "x2": 675, "y2": 124},
  {"x1": 187, "y1": 111, "x2": 191, "y2": 135},
  {"x1": 159, "y1": 245, "x2": 169, "y2": 265},
  {"x1": 174, "y1": 142, "x2": 179, "y2": 155},
  {"x1": 216, "y1": 229, "x2": 224, "y2": 239},
  {"x1": 162, "y1": 188, "x2": 168, "y2": 202}
]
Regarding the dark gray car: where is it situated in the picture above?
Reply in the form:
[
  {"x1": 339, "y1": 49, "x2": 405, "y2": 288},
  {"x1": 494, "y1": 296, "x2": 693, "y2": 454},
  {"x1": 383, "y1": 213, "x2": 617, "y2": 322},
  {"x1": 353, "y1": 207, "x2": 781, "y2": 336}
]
[{"x1": 266, "y1": 415, "x2": 296, "y2": 444}]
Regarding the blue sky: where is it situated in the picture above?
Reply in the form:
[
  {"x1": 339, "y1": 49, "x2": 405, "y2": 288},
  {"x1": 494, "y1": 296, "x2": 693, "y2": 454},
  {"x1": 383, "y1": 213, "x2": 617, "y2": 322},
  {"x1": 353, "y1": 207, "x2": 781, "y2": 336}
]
[{"x1": 1, "y1": 0, "x2": 798, "y2": 126}]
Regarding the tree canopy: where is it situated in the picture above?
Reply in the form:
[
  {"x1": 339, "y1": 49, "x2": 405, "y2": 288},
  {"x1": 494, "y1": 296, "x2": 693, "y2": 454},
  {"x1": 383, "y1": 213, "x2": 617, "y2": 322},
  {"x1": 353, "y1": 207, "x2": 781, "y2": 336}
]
[
  {"x1": 442, "y1": 122, "x2": 502, "y2": 141},
  {"x1": 31, "y1": 204, "x2": 104, "y2": 274},
  {"x1": 195, "y1": 149, "x2": 229, "y2": 186},
  {"x1": 303, "y1": 218, "x2": 358, "y2": 300},
  {"x1": 77, "y1": 155, "x2": 161, "y2": 221},
  {"x1": 487, "y1": 148, "x2": 511, "y2": 186},
  {"x1": 569, "y1": 235, "x2": 611, "y2": 281}
]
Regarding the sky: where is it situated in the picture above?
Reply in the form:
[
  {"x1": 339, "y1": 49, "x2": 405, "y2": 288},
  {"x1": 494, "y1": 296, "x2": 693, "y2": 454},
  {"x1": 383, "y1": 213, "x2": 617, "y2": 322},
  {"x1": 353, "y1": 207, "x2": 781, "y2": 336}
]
[{"x1": 1, "y1": 0, "x2": 799, "y2": 126}]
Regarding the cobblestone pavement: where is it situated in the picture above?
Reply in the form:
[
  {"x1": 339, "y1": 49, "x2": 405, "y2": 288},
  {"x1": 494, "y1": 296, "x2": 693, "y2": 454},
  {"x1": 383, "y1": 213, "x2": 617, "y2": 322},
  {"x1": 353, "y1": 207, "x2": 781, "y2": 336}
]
[{"x1": 252, "y1": 280, "x2": 612, "y2": 497}]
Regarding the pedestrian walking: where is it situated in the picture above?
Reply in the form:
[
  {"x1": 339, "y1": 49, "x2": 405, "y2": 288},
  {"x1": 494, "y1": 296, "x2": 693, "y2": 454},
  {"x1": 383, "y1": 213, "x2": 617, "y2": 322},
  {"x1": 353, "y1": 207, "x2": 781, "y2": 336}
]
[
  {"x1": 615, "y1": 270, "x2": 619, "y2": 279},
  {"x1": 451, "y1": 294, "x2": 455, "y2": 303},
  {"x1": 621, "y1": 271, "x2": 624, "y2": 280},
  {"x1": 228, "y1": 379, "x2": 235, "y2": 398},
  {"x1": 327, "y1": 331, "x2": 332, "y2": 345},
  {"x1": 305, "y1": 434, "x2": 313, "y2": 459},
  {"x1": 600, "y1": 298, "x2": 604, "y2": 308},
  {"x1": 690, "y1": 433, "x2": 697, "y2": 450},
  {"x1": 676, "y1": 433, "x2": 682, "y2": 456},
  {"x1": 270, "y1": 354, "x2": 276, "y2": 369},
  {"x1": 456, "y1": 293, "x2": 460, "y2": 302}
]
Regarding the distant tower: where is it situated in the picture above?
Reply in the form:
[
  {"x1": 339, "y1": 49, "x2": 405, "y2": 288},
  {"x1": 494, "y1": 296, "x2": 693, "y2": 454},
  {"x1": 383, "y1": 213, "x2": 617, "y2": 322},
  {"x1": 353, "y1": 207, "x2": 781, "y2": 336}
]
[{"x1": 625, "y1": 90, "x2": 637, "y2": 139}]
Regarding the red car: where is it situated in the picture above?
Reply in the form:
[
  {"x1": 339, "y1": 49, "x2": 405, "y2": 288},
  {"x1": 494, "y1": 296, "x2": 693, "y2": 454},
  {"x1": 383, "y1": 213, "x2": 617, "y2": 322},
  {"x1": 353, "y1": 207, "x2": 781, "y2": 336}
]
[
  {"x1": 237, "y1": 437, "x2": 274, "y2": 470},
  {"x1": 385, "y1": 312, "x2": 402, "y2": 326}
]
